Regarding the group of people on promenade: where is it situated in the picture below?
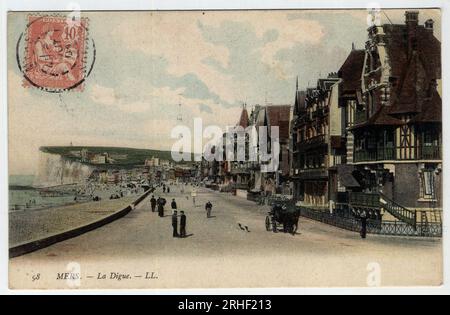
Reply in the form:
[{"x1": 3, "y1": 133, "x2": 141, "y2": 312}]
[
  {"x1": 171, "y1": 210, "x2": 187, "y2": 238},
  {"x1": 150, "y1": 195, "x2": 167, "y2": 217},
  {"x1": 149, "y1": 183, "x2": 214, "y2": 238}
]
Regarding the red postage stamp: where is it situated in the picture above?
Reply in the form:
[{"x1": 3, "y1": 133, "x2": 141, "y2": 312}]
[{"x1": 23, "y1": 15, "x2": 89, "y2": 92}]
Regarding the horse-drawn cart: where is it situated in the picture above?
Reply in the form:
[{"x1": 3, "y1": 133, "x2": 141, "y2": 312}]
[{"x1": 265, "y1": 197, "x2": 300, "y2": 234}]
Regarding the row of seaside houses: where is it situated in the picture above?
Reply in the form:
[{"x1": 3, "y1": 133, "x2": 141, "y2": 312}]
[{"x1": 201, "y1": 11, "x2": 442, "y2": 223}]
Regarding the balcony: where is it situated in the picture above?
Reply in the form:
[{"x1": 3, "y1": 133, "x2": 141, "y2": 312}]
[
  {"x1": 354, "y1": 145, "x2": 441, "y2": 162},
  {"x1": 420, "y1": 145, "x2": 441, "y2": 160},
  {"x1": 354, "y1": 148, "x2": 395, "y2": 162},
  {"x1": 354, "y1": 150, "x2": 377, "y2": 162},
  {"x1": 377, "y1": 147, "x2": 395, "y2": 160},
  {"x1": 296, "y1": 168, "x2": 328, "y2": 180},
  {"x1": 297, "y1": 134, "x2": 328, "y2": 151}
]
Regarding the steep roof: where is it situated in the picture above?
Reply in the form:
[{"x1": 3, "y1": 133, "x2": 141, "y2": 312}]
[
  {"x1": 350, "y1": 106, "x2": 404, "y2": 130},
  {"x1": 317, "y1": 77, "x2": 339, "y2": 91},
  {"x1": 237, "y1": 108, "x2": 250, "y2": 128},
  {"x1": 294, "y1": 90, "x2": 306, "y2": 115},
  {"x1": 352, "y1": 17, "x2": 441, "y2": 129},
  {"x1": 384, "y1": 23, "x2": 441, "y2": 115},
  {"x1": 409, "y1": 89, "x2": 442, "y2": 124},
  {"x1": 383, "y1": 23, "x2": 441, "y2": 81},
  {"x1": 266, "y1": 105, "x2": 292, "y2": 140},
  {"x1": 338, "y1": 49, "x2": 365, "y2": 95}
]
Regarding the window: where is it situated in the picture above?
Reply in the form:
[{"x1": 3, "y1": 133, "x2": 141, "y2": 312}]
[
  {"x1": 385, "y1": 130, "x2": 395, "y2": 148},
  {"x1": 369, "y1": 50, "x2": 380, "y2": 72},
  {"x1": 346, "y1": 101, "x2": 355, "y2": 127},
  {"x1": 420, "y1": 169, "x2": 436, "y2": 199},
  {"x1": 423, "y1": 129, "x2": 439, "y2": 146},
  {"x1": 355, "y1": 135, "x2": 365, "y2": 151},
  {"x1": 367, "y1": 133, "x2": 376, "y2": 150},
  {"x1": 368, "y1": 91, "x2": 375, "y2": 116}
]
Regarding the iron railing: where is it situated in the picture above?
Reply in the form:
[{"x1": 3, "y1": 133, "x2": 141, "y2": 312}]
[
  {"x1": 420, "y1": 145, "x2": 441, "y2": 160},
  {"x1": 354, "y1": 145, "x2": 441, "y2": 162},
  {"x1": 377, "y1": 147, "x2": 395, "y2": 160},
  {"x1": 354, "y1": 150, "x2": 377, "y2": 162},
  {"x1": 379, "y1": 193, "x2": 417, "y2": 228},
  {"x1": 354, "y1": 148, "x2": 395, "y2": 162},
  {"x1": 298, "y1": 206, "x2": 442, "y2": 237},
  {"x1": 297, "y1": 134, "x2": 328, "y2": 151},
  {"x1": 349, "y1": 192, "x2": 380, "y2": 208}
]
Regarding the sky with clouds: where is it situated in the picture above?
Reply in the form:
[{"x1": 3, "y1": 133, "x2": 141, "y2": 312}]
[{"x1": 8, "y1": 9, "x2": 441, "y2": 174}]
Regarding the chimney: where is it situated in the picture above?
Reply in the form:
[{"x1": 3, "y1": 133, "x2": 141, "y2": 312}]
[
  {"x1": 405, "y1": 10, "x2": 419, "y2": 26},
  {"x1": 425, "y1": 19, "x2": 434, "y2": 32},
  {"x1": 405, "y1": 11, "x2": 419, "y2": 55}
]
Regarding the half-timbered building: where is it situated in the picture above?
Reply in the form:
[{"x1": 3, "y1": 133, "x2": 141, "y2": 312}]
[
  {"x1": 291, "y1": 74, "x2": 340, "y2": 207},
  {"x1": 348, "y1": 11, "x2": 442, "y2": 220}
]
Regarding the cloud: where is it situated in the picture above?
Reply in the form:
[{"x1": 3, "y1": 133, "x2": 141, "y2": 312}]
[
  {"x1": 109, "y1": 11, "x2": 325, "y2": 105},
  {"x1": 199, "y1": 103, "x2": 213, "y2": 114},
  {"x1": 8, "y1": 10, "x2": 441, "y2": 174},
  {"x1": 90, "y1": 84, "x2": 117, "y2": 106},
  {"x1": 252, "y1": 12, "x2": 325, "y2": 67},
  {"x1": 110, "y1": 12, "x2": 236, "y2": 103},
  {"x1": 89, "y1": 72, "x2": 241, "y2": 131}
]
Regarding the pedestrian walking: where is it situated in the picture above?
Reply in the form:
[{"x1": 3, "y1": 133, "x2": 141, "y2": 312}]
[
  {"x1": 163, "y1": 186, "x2": 166, "y2": 193},
  {"x1": 167, "y1": 187, "x2": 170, "y2": 194},
  {"x1": 158, "y1": 197, "x2": 166, "y2": 217},
  {"x1": 172, "y1": 210, "x2": 179, "y2": 237},
  {"x1": 191, "y1": 189, "x2": 197, "y2": 206},
  {"x1": 171, "y1": 198, "x2": 177, "y2": 214},
  {"x1": 360, "y1": 212, "x2": 367, "y2": 239},
  {"x1": 205, "y1": 201, "x2": 212, "y2": 218},
  {"x1": 150, "y1": 195, "x2": 157, "y2": 212},
  {"x1": 180, "y1": 211, "x2": 187, "y2": 238}
]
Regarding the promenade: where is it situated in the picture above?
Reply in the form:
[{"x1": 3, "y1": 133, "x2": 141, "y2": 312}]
[{"x1": 9, "y1": 185, "x2": 442, "y2": 289}]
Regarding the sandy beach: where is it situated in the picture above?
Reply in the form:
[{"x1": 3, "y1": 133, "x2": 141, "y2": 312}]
[{"x1": 9, "y1": 195, "x2": 138, "y2": 246}]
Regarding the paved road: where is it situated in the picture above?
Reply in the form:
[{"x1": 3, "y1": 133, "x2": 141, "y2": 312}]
[{"x1": 9, "y1": 185, "x2": 442, "y2": 289}]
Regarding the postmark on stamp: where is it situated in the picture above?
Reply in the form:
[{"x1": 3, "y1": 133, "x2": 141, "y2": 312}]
[{"x1": 17, "y1": 14, "x2": 94, "y2": 92}]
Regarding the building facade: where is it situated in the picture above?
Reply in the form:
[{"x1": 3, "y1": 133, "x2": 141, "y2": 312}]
[
  {"x1": 348, "y1": 11, "x2": 442, "y2": 215},
  {"x1": 291, "y1": 75, "x2": 340, "y2": 207}
]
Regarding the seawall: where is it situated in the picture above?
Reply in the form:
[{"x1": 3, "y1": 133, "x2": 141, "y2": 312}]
[{"x1": 9, "y1": 188, "x2": 154, "y2": 258}]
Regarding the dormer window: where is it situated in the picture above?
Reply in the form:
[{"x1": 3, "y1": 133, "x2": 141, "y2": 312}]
[{"x1": 369, "y1": 50, "x2": 380, "y2": 72}]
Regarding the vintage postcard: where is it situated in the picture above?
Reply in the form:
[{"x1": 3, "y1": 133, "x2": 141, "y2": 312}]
[{"x1": 7, "y1": 8, "x2": 443, "y2": 289}]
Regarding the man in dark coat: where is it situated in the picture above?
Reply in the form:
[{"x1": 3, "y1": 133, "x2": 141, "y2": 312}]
[
  {"x1": 180, "y1": 211, "x2": 187, "y2": 238},
  {"x1": 171, "y1": 199, "x2": 177, "y2": 214},
  {"x1": 360, "y1": 213, "x2": 367, "y2": 239},
  {"x1": 172, "y1": 211, "x2": 179, "y2": 237},
  {"x1": 205, "y1": 201, "x2": 212, "y2": 218},
  {"x1": 150, "y1": 195, "x2": 157, "y2": 212},
  {"x1": 158, "y1": 197, "x2": 166, "y2": 217}
]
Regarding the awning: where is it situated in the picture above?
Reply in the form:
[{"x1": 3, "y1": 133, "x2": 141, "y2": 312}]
[{"x1": 337, "y1": 164, "x2": 360, "y2": 188}]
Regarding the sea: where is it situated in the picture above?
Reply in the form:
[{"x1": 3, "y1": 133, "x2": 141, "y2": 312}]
[
  {"x1": 9, "y1": 175, "x2": 77, "y2": 211},
  {"x1": 9, "y1": 175, "x2": 135, "y2": 212}
]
